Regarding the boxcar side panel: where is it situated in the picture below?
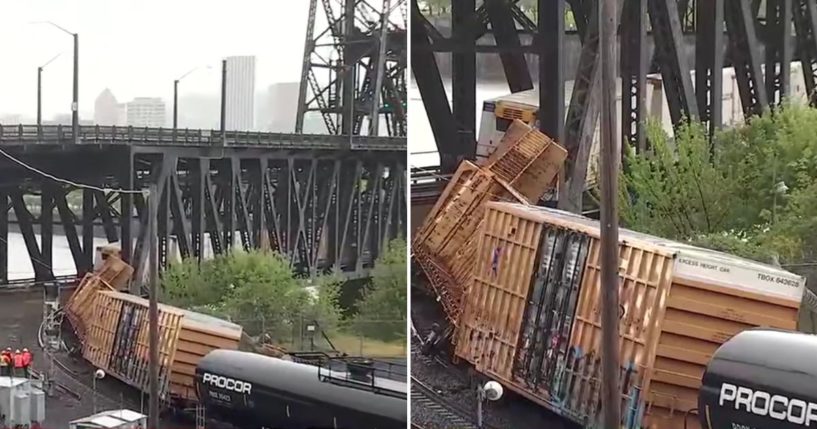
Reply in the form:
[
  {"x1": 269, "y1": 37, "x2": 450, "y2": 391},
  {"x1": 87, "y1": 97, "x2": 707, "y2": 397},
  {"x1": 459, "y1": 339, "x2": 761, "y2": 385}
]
[
  {"x1": 567, "y1": 240, "x2": 675, "y2": 424},
  {"x1": 455, "y1": 206, "x2": 543, "y2": 378},
  {"x1": 83, "y1": 292, "x2": 123, "y2": 370},
  {"x1": 644, "y1": 277, "x2": 801, "y2": 429},
  {"x1": 413, "y1": 164, "x2": 532, "y2": 323},
  {"x1": 170, "y1": 323, "x2": 242, "y2": 401}
]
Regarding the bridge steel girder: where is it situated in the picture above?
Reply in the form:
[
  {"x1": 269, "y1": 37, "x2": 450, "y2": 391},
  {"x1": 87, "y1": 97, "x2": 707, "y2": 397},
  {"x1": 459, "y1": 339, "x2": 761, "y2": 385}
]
[
  {"x1": 485, "y1": 0, "x2": 533, "y2": 93},
  {"x1": 725, "y1": 0, "x2": 769, "y2": 118},
  {"x1": 411, "y1": 0, "x2": 817, "y2": 215},
  {"x1": 452, "y1": 0, "x2": 477, "y2": 165},
  {"x1": 295, "y1": 0, "x2": 407, "y2": 137},
  {"x1": 411, "y1": 0, "x2": 459, "y2": 174},
  {"x1": 0, "y1": 192, "x2": 6, "y2": 283},
  {"x1": 696, "y1": 0, "x2": 725, "y2": 139},
  {"x1": 538, "y1": 0, "x2": 565, "y2": 142},
  {"x1": 621, "y1": 0, "x2": 649, "y2": 155},
  {"x1": 0, "y1": 135, "x2": 405, "y2": 287},
  {"x1": 649, "y1": 0, "x2": 699, "y2": 124},
  {"x1": 794, "y1": 0, "x2": 817, "y2": 106},
  {"x1": 124, "y1": 150, "x2": 405, "y2": 284},
  {"x1": 765, "y1": 0, "x2": 794, "y2": 105}
]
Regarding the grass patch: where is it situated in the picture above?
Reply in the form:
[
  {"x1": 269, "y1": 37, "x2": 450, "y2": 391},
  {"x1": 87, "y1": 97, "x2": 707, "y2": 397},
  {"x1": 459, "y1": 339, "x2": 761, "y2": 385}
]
[{"x1": 330, "y1": 333, "x2": 406, "y2": 358}]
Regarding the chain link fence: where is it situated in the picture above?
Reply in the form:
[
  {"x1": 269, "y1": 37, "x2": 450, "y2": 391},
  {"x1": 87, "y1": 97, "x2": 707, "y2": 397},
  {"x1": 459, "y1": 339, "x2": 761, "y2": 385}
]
[{"x1": 231, "y1": 315, "x2": 407, "y2": 358}]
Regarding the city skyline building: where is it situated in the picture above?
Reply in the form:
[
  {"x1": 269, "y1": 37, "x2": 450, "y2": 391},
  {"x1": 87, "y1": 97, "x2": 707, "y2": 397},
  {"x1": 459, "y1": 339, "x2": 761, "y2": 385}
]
[
  {"x1": 262, "y1": 82, "x2": 298, "y2": 132},
  {"x1": 124, "y1": 97, "x2": 166, "y2": 127},
  {"x1": 94, "y1": 88, "x2": 120, "y2": 126},
  {"x1": 225, "y1": 56, "x2": 256, "y2": 131}
]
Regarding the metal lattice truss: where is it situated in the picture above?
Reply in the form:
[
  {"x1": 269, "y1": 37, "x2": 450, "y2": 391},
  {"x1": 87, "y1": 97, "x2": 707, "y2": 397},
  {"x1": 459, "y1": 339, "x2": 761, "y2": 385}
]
[
  {"x1": 413, "y1": 0, "x2": 817, "y2": 208},
  {"x1": 296, "y1": 0, "x2": 408, "y2": 137},
  {"x1": 0, "y1": 141, "x2": 406, "y2": 286}
]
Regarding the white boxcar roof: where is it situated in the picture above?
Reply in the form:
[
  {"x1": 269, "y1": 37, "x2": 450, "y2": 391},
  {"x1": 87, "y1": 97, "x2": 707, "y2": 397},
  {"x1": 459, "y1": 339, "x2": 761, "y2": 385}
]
[{"x1": 488, "y1": 202, "x2": 806, "y2": 302}]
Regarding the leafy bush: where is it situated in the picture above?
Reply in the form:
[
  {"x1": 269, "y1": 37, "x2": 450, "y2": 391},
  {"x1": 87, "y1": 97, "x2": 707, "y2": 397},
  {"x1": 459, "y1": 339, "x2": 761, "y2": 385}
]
[
  {"x1": 619, "y1": 104, "x2": 817, "y2": 267},
  {"x1": 162, "y1": 249, "x2": 342, "y2": 341},
  {"x1": 353, "y1": 238, "x2": 407, "y2": 341}
]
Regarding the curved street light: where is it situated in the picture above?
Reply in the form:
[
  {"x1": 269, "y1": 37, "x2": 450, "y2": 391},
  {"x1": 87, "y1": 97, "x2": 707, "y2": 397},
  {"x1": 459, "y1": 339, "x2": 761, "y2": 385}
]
[
  {"x1": 37, "y1": 52, "x2": 63, "y2": 127},
  {"x1": 173, "y1": 64, "x2": 213, "y2": 129},
  {"x1": 31, "y1": 21, "x2": 78, "y2": 143}
]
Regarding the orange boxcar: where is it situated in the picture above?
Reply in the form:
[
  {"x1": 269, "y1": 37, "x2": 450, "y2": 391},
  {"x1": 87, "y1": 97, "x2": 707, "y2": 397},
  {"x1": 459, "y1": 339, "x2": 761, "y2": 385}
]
[
  {"x1": 456, "y1": 202, "x2": 806, "y2": 428},
  {"x1": 413, "y1": 120, "x2": 566, "y2": 323}
]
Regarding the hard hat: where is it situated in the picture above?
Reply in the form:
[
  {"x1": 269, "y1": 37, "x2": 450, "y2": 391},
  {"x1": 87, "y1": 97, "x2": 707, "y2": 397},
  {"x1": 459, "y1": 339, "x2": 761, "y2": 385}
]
[
  {"x1": 14, "y1": 349, "x2": 19, "y2": 353},
  {"x1": 22, "y1": 348, "x2": 28, "y2": 352}
]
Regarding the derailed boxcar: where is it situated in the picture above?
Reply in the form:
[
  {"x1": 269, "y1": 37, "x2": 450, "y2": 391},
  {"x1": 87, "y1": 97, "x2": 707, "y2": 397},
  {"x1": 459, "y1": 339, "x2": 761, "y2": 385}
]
[
  {"x1": 455, "y1": 202, "x2": 806, "y2": 429},
  {"x1": 412, "y1": 120, "x2": 566, "y2": 323},
  {"x1": 80, "y1": 290, "x2": 243, "y2": 404},
  {"x1": 83, "y1": 291, "x2": 184, "y2": 399}
]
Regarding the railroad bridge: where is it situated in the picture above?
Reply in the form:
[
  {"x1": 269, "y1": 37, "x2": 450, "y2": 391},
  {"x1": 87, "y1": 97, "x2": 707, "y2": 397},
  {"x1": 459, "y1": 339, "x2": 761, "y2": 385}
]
[
  {"x1": 0, "y1": 124, "x2": 406, "y2": 284},
  {"x1": 411, "y1": 0, "x2": 817, "y2": 217}
]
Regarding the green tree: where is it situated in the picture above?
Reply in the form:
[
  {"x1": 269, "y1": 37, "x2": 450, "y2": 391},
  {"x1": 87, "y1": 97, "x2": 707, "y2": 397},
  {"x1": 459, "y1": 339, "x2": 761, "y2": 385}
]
[
  {"x1": 617, "y1": 119, "x2": 739, "y2": 239},
  {"x1": 162, "y1": 249, "x2": 343, "y2": 342},
  {"x1": 618, "y1": 104, "x2": 817, "y2": 266},
  {"x1": 354, "y1": 238, "x2": 407, "y2": 341}
]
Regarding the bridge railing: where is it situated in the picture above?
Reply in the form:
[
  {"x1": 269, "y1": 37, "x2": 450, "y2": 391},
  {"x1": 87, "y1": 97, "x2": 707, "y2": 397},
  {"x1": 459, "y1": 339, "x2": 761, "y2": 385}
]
[
  {"x1": 0, "y1": 124, "x2": 406, "y2": 151},
  {"x1": 0, "y1": 274, "x2": 77, "y2": 290}
]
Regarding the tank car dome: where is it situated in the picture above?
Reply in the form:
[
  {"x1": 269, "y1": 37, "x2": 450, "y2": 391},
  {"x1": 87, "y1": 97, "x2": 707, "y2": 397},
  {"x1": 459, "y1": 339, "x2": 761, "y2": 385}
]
[{"x1": 698, "y1": 329, "x2": 817, "y2": 428}]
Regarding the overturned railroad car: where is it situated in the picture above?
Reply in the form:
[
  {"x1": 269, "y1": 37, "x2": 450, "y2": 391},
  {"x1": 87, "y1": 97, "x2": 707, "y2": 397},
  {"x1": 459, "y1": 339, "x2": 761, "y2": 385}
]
[
  {"x1": 698, "y1": 329, "x2": 817, "y2": 429},
  {"x1": 455, "y1": 202, "x2": 807, "y2": 429},
  {"x1": 196, "y1": 349, "x2": 407, "y2": 429}
]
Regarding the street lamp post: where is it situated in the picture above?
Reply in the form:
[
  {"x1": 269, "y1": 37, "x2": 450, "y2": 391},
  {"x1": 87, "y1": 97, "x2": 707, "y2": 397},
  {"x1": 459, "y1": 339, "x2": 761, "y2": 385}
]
[
  {"x1": 33, "y1": 21, "x2": 78, "y2": 143},
  {"x1": 173, "y1": 79, "x2": 179, "y2": 130},
  {"x1": 173, "y1": 65, "x2": 213, "y2": 130},
  {"x1": 37, "y1": 53, "x2": 62, "y2": 128},
  {"x1": 476, "y1": 381, "x2": 503, "y2": 429},
  {"x1": 72, "y1": 32, "x2": 79, "y2": 144},
  {"x1": 220, "y1": 59, "x2": 227, "y2": 141},
  {"x1": 93, "y1": 368, "x2": 106, "y2": 413}
]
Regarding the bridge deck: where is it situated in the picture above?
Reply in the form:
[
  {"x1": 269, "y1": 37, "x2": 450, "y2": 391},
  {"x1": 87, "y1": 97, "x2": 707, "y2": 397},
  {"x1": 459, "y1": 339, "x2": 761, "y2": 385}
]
[
  {"x1": 0, "y1": 124, "x2": 406, "y2": 152},
  {"x1": 0, "y1": 124, "x2": 407, "y2": 285}
]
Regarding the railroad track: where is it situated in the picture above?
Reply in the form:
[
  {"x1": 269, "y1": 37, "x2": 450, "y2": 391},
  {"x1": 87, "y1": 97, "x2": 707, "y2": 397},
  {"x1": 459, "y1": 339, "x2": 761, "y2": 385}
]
[
  {"x1": 411, "y1": 376, "x2": 493, "y2": 429},
  {"x1": 411, "y1": 341, "x2": 448, "y2": 368}
]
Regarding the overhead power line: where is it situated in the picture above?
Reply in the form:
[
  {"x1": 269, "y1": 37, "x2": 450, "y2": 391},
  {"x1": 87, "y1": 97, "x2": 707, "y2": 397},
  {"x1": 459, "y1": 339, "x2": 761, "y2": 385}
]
[{"x1": 0, "y1": 147, "x2": 146, "y2": 195}]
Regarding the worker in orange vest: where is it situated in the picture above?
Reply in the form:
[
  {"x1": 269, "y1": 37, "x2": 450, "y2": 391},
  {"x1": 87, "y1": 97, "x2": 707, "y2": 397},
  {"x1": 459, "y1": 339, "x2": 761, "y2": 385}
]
[
  {"x1": 21, "y1": 348, "x2": 32, "y2": 377},
  {"x1": 12, "y1": 349, "x2": 23, "y2": 377},
  {"x1": 0, "y1": 352, "x2": 8, "y2": 377},
  {"x1": 0, "y1": 348, "x2": 10, "y2": 376}
]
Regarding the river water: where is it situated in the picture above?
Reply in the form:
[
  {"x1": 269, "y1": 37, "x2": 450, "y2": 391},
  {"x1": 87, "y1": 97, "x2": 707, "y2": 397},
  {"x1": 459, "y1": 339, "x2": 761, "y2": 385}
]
[
  {"x1": 5, "y1": 233, "x2": 113, "y2": 280},
  {"x1": 409, "y1": 80, "x2": 514, "y2": 168}
]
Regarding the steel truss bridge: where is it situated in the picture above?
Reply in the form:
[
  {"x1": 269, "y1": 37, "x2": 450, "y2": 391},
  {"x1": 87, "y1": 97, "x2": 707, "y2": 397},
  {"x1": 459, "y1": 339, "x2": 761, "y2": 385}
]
[
  {"x1": 0, "y1": 124, "x2": 406, "y2": 285},
  {"x1": 411, "y1": 0, "x2": 817, "y2": 208}
]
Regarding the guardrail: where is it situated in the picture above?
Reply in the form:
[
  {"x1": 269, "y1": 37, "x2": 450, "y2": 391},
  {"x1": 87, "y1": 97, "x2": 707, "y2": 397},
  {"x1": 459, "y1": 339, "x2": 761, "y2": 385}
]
[
  {"x1": 0, "y1": 124, "x2": 406, "y2": 152},
  {"x1": 0, "y1": 274, "x2": 77, "y2": 290}
]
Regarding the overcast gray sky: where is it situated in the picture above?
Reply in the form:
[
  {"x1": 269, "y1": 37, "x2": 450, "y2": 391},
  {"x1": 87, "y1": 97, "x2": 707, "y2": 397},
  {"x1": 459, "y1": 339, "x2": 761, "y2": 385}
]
[{"x1": 0, "y1": 0, "x2": 309, "y2": 119}]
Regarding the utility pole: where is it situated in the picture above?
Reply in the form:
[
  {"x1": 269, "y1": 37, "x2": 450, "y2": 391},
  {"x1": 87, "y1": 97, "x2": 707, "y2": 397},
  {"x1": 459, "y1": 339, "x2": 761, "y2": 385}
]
[
  {"x1": 37, "y1": 68, "x2": 43, "y2": 127},
  {"x1": 37, "y1": 53, "x2": 62, "y2": 131},
  {"x1": 173, "y1": 80, "x2": 179, "y2": 130},
  {"x1": 147, "y1": 185, "x2": 160, "y2": 429},
  {"x1": 173, "y1": 64, "x2": 212, "y2": 131},
  {"x1": 72, "y1": 32, "x2": 79, "y2": 144},
  {"x1": 220, "y1": 59, "x2": 227, "y2": 142},
  {"x1": 599, "y1": 0, "x2": 621, "y2": 427}
]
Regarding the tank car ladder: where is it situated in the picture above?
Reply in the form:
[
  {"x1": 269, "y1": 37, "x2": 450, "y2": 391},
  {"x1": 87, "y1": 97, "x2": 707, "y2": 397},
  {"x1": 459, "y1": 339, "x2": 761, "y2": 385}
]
[{"x1": 195, "y1": 402, "x2": 206, "y2": 429}]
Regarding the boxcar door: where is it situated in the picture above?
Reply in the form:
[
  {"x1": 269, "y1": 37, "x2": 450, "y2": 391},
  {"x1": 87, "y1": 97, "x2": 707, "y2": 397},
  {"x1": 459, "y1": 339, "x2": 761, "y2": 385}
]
[{"x1": 513, "y1": 227, "x2": 591, "y2": 394}]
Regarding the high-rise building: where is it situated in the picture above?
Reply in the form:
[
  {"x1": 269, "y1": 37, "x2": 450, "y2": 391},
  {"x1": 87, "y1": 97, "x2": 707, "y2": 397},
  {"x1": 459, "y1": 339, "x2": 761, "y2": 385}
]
[
  {"x1": 124, "y1": 97, "x2": 166, "y2": 127},
  {"x1": 261, "y1": 82, "x2": 299, "y2": 132},
  {"x1": 225, "y1": 56, "x2": 256, "y2": 131},
  {"x1": 94, "y1": 89, "x2": 120, "y2": 125}
]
